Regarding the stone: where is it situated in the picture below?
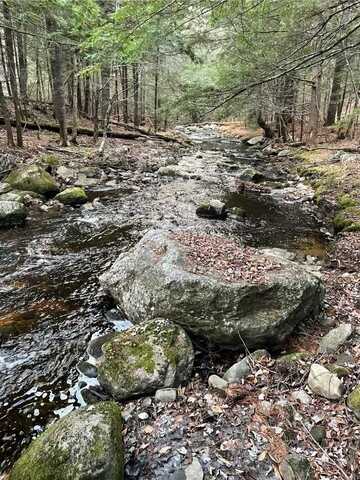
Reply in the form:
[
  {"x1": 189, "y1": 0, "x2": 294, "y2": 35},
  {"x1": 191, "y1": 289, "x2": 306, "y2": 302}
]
[
  {"x1": 0, "y1": 182, "x2": 11, "y2": 194},
  {"x1": 0, "y1": 190, "x2": 44, "y2": 204},
  {"x1": 238, "y1": 167, "x2": 263, "y2": 182},
  {"x1": 56, "y1": 166, "x2": 77, "y2": 180},
  {"x1": 185, "y1": 457, "x2": 203, "y2": 480},
  {"x1": 318, "y1": 323, "x2": 353, "y2": 353},
  {"x1": 10, "y1": 402, "x2": 123, "y2": 480},
  {"x1": 246, "y1": 136, "x2": 264, "y2": 146},
  {"x1": 307, "y1": 364, "x2": 343, "y2": 400},
  {"x1": 138, "y1": 412, "x2": 149, "y2": 420},
  {"x1": 290, "y1": 390, "x2": 311, "y2": 405},
  {"x1": 155, "y1": 388, "x2": 177, "y2": 403},
  {"x1": 279, "y1": 454, "x2": 313, "y2": 480},
  {"x1": 77, "y1": 360, "x2": 97, "y2": 378},
  {"x1": 223, "y1": 358, "x2": 250, "y2": 382},
  {"x1": 196, "y1": 200, "x2": 227, "y2": 219},
  {"x1": 208, "y1": 375, "x2": 228, "y2": 391},
  {"x1": 277, "y1": 149, "x2": 291, "y2": 158},
  {"x1": 263, "y1": 145, "x2": 278, "y2": 155},
  {"x1": 6, "y1": 165, "x2": 59, "y2": 197},
  {"x1": 157, "y1": 166, "x2": 178, "y2": 177},
  {"x1": 310, "y1": 425, "x2": 326, "y2": 446},
  {"x1": 55, "y1": 187, "x2": 88, "y2": 206},
  {"x1": 100, "y1": 229, "x2": 324, "y2": 350},
  {"x1": 0, "y1": 201, "x2": 26, "y2": 228},
  {"x1": 347, "y1": 385, "x2": 360, "y2": 419},
  {"x1": 97, "y1": 319, "x2": 194, "y2": 400},
  {"x1": 325, "y1": 363, "x2": 350, "y2": 378}
]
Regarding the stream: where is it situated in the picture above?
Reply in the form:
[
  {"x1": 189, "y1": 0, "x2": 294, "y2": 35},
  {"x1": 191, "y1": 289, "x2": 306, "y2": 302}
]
[{"x1": 0, "y1": 125, "x2": 330, "y2": 472}]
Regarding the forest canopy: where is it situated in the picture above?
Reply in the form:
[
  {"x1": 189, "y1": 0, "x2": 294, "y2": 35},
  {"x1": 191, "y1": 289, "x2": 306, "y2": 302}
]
[{"x1": 1, "y1": 0, "x2": 360, "y2": 145}]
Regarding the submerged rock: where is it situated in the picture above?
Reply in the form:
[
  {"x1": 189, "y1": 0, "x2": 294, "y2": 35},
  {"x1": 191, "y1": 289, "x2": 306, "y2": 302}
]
[
  {"x1": 307, "y1": 364, "x2": 343, "y2": 400},
  {"x1": 55, "y1": 187, "x2": 88, "y2": 206},
  {"x1": 10, "y1": 401, "x2": 123, "y2": 480},
  {"x1": 5, "y1": 165, "x2": 59, "y2": 197},
  {"x1": 97, "y1": 319, "x2": 194, "y2": 400},
  {"x1": 100, "y1": 229, "x2": 324, "y2": 350},
  {"x1": 0, "y1": 200, "x2": 26, "y2": 227}
]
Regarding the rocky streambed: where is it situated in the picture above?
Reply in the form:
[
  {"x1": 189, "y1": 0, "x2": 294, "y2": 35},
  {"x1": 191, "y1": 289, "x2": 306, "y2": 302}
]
[{"x1": 0, "y1": 126, "x2": 339, "y2": 479}]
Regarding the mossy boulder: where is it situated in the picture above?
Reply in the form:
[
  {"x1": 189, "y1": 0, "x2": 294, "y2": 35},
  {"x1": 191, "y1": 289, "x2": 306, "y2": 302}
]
[
  {"x1": 6, "y1": 165, "x2": 59, "y2": 197},
  {"x1": 97, "y1": 318, "x2": 194, "y2": 400},
  {"x1": 55, "y1": 187, "x2": 87, "y2": 206},
  {"x1": 10, "y1": 401, "x2": 123, "y2": 480},
  {"x1": 0, "y1": 201, "x2": 26, "y2": 228},
  {"x1": 347, "y1": 385, "x2": 360, "y2": 419}
]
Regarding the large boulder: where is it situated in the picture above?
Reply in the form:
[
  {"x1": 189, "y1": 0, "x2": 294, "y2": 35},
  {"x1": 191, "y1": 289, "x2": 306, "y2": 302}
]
[
  {"x1": 6, "y1": 165, "x2": 59, "y2": 197},
  {"x1": 0, "y1": 200, "x2": 26, "y2": 227},
  {"x1": 100, "y1": 229, "x2": 324, "y2": 349},
  {"x1": 55, "y1": 187, "x2": 88, "y2": 206},
  {"x1": 10, "y1": 401, "x2": 123, "y2": 480},
  {"x1": 97, "y1": 318, "x2": 194, "y2": 400}
]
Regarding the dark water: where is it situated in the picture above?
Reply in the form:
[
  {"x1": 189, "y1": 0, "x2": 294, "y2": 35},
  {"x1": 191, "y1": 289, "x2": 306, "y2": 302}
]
[{"x1": 0, "y1": 126, "x2": 329, "y2": 472}]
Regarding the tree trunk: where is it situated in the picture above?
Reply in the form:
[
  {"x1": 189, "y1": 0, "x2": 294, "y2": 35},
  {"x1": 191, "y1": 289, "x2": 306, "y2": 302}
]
[
  {"x1": 16, "y1": 31, "x2": 27, "y2": 101},
  {"x1": 84, "y1": 74, "x2": 90, "y2": 115},
  {"x1": 71, "y1": 54, "x2": 78, "y2": 144},
  {"x1": 0, "y1": 80, "x2": 14, "y2": 146},
  {"x1": 45, "y1": 13, "x2": 68, "y2": 146},
  {"x1": 101, "y1": 64, "x2": 111, "y2": 129},
  {"x1": 154, "y1": 51, "x2": 160, "y2": 131},
  {"x1": 121, "y1": 65, "x2": 129, "y2": 123},
  {"x1": 257, "y1": 112, "x2": 273, "y2": 138},
  {"x1": 3, "y1": 0, "x2": 23, "y2": 147},
  {"x1": 325, "y1": 56, "x2": 345, "y2": 126},
  {"x1": 133, "y1": 64, "x2": 140, "y2": 127}
]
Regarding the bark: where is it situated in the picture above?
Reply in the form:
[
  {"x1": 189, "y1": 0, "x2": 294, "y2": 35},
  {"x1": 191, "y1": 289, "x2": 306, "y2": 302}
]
[
  {"x1": 3, "y1": 0, "x2": 23, "y2": 147},
  {"x1": 154, "y1": 51, "x2": 160, "y2": 131},
  {"x1": 0, "y1": 32, "x2": 11, "y2": 96},
  {"x1": 45, "y1": 13, "x2": 68, "y2": 146},
  {"x1": 0, "y1": 80, "x2": 14, "y2": 146},
  {"x1": 325, "y1": 56, "x2": 345, "y2": 126},
  {"x1": 133, "y1": 63, "x2": 140, "y2": 127},
  {"x1": 257, "y1": 112, "x2": 273, "y2": 138},
  {"x1": 71, "y1": 54, "x2": 78, "y2": 144},
  {"x1": 101, "y1": 64, "x2": 111, "y2": 128},
  {"x1": 84, "y1": 74, "x2": 90, "y2": 115},
  {"x1": 16, "y1": 31, "x2": 27, "y2": 100},
  {"x1": 121, "y1": 65, "x2": 129, "y2": 123}
]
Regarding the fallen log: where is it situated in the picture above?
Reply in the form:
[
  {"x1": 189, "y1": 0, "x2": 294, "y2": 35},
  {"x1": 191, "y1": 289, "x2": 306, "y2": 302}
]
[
  {"x1": 0, "y1": 117, "x2": 147, "y2": 140},
  {"x1": 110, "y1": 120, "x2": 188, "y2": 144}
]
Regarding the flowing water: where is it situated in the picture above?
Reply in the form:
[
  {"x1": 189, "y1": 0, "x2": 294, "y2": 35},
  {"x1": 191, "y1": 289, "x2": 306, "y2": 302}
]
[{"x1": 0, "y1": 126, "x2": 330, "y2": 471}]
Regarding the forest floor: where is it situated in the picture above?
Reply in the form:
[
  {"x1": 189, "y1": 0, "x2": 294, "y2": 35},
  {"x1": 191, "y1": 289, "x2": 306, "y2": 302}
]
[{"x1": 1, "y1": 123, "x2": 360, "y2": 479}]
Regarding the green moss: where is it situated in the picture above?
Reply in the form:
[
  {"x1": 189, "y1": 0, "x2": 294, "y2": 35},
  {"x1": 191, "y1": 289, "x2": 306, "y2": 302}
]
[
  {"x1": 347, "y1": 385, "x2": 360, "y2": 415},
  {"x1": 277, "y1": 352, "x2": 309, "y2": 365},
  {"x1": 334, "y1": 207, "x2": 360, "y2": 232},
  {"x1": 337, "y1": 194, "x2": 358, "y2": 209},
  {"x1": 326, "y1": 364, "x2": 350, "y2": 378},
  {"x1": 39, "y1": 154, "x2": 60, "y2": 166},
  {"x1": 6, "y1": 165, "x2": 59, "y2": 197},
  {"x1": 10, "y1": 402, "x2": 123, "y2": 480},
  {"x1": 55, "y1": 187, "x2": 87, "y2": 206}
]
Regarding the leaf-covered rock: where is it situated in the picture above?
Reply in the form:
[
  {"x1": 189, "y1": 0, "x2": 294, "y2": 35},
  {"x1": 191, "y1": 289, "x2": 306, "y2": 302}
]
[{"x1": 100, "y1": 229, "x2": 324, "y2": 349}]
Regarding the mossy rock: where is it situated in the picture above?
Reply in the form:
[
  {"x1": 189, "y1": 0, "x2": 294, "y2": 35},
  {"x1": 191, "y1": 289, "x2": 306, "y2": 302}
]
[
  {"x1": 10, "y1": 402, "x2": 123, "y2": 480},
  {"x1": 337, "y1": 194, "x2": 358, "y2": 209},
  {"x1": 55, "y1": 187, "x2": 87, "y2": 206},
  {"x1": 0, "y1": 201, "x2": 26, "y2": 228},
  {"x1": 97, "y1": 318, "x2": 194, "y2": 400},
  {"x1": 347, "y1": 385, "x2": 360, "y2": 419},
  {"x1": 326, "y1": 363, "x2": 350, "y2": 378},
  {"x1": 39, "y1": 154, "x2": 61, "y2": 167},
  {"x1": 277, "y1": 352, "x2": 309, "y2": 365},
  {"x1": 334, "y1": 207, "x2": 360, "y2": 232},
  {"x1": 6, "y1": 165, "x2": 59, "y2": 197}
]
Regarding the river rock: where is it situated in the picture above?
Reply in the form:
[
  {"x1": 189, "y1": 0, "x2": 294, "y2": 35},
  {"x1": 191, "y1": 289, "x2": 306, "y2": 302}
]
[
  {"x1": 55, "y1": 187, "x2": 88, "y2": 206},
  {"x1": 208, "y1": 374, "x2": 228, "y2": 391},
  {"x1": 347, "y1": 385, "x2": 360, "y2": 419},
  {"x1": 10, "y1": 402, "x2": 123, "y2": 480},
  {"x1": 246, "y1": 135, "x2": 264, "y2": 145},
  {"x1": 5, "y1": 165, "x2": 59, "y2": 197},
  {"x1": 0, "y1": 201, "x2": 26, "y2": 227},
  {"x1": 318, "y1": 323, "x2": 353, "y2": 353},
  {"x1": 100, "y1": 229, "x2": 324, "y2": 349},
  {"x1": 223, "y1": 358, "x2": 250, "y2": 382},
  {"x1": 279, "y1": 454, "x2": 313, "y2": 480},
  {"x1": 97, "y1": 318, "x2": 194, "y2": 400},
  {"x1": 185, "y1": 457, "x2": 203, "y2": 480},
  {"x1": 155, "y1": 388, "x2": 177, "y2": 403},
  {"x1": 307, "y1": 364, "x2": 343, "y2": 400},
  {"x1": 196, "y1": 200, "x2": 226, "y2": 219}
]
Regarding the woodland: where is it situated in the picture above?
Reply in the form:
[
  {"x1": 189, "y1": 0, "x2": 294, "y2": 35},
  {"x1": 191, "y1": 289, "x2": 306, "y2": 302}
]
[{"x1": 0, "y1": 0, "x2": 360, "y2": 146}]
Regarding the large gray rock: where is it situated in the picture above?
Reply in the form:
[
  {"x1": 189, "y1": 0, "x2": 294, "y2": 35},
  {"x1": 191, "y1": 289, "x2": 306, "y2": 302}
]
[
  {"x1": 97, "y1": 318, "x2": 194, "y2": 400},
  {"x1": 308, "y1": 364, "x2": 343, "y2": 400},
  {"x1": 10, "y1": 402, "x2": 123, "y2": 480},
  {"x1": 0, "y1": 200, "x2": 26, "y2": 227},
  {"x1": 100, "y1": 229, "x2": 324, "y2": 349}
]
